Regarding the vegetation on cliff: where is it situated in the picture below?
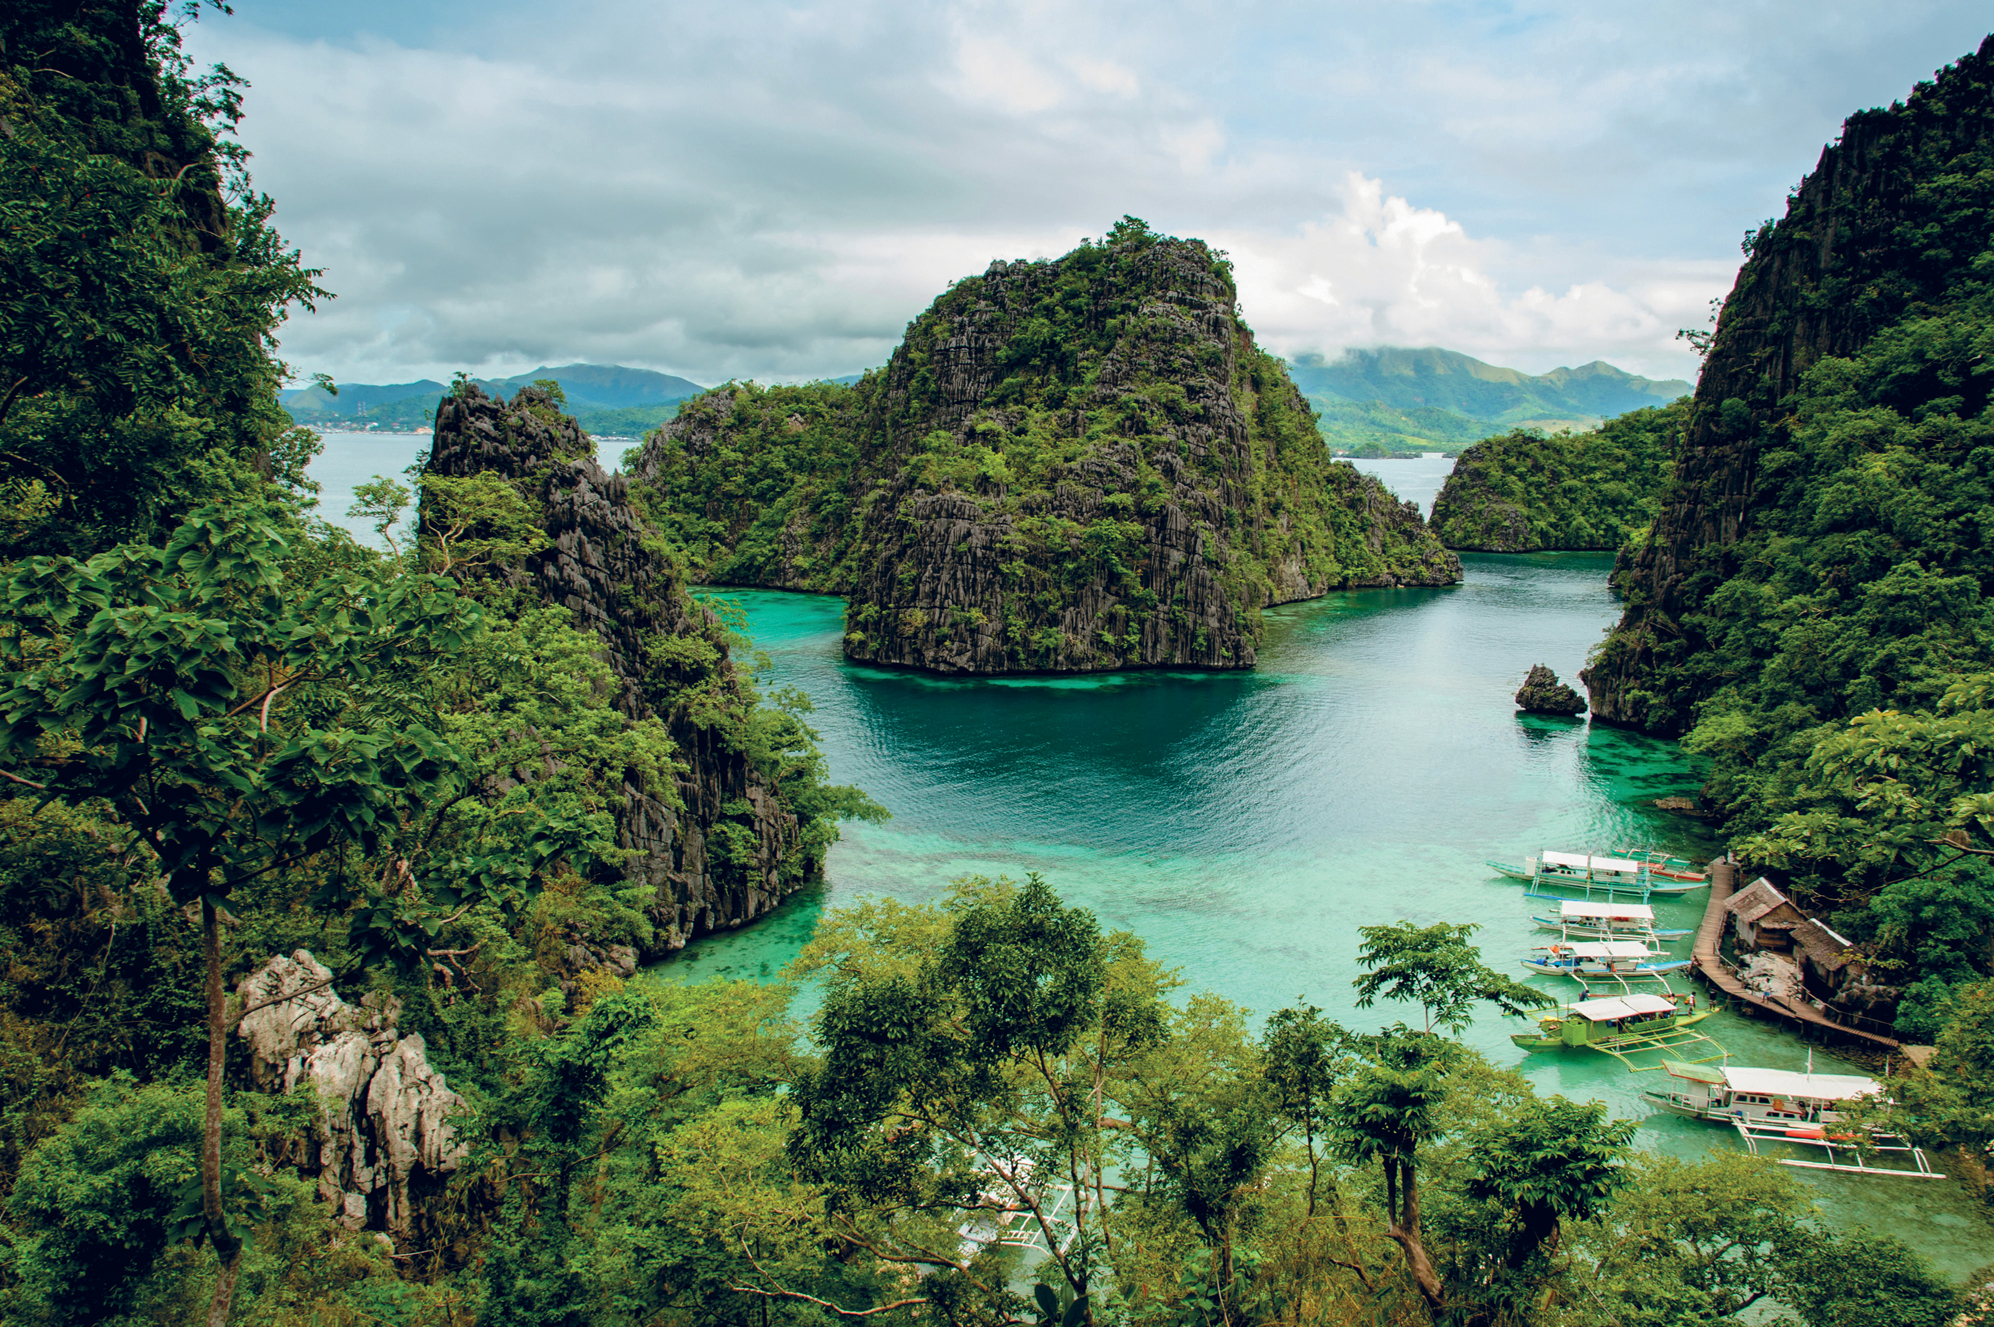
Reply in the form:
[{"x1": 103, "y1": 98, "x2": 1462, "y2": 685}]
[
  {"x1": 1581, "y1": 36, "x2": 1994, "y2": 1041},
  {"x1": 0, "y1": 6, "x2": 873, "y2": 1322},
  {"x1": 1427, "y1": 401, "x2": 1684, "y2": 551},
  {"x1": 632, "y1": 219, "x2": 1460, "y2": 674}
]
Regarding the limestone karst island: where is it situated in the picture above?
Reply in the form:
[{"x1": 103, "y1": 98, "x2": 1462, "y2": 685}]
[{"x1": 3, "y1": 3, "x2": 1993, "y2": 1324}]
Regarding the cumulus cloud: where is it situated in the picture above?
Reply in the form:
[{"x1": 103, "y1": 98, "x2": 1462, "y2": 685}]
[
  {"x1": 188, "y1": 0, "x2": 1992, "y2": 387},
  {"x1": 1222, "y1": 174, "x2": 1735, "y2": 377}
]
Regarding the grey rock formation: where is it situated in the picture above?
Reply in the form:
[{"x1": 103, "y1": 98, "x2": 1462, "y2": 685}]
[
  {"x1": 236, "y1": 951, "x2": 464, "y2": 1237},
  {"x1": 1514, "y1": 664, "x2": 1586, "y2": 716},
  {"x1": 428, "y1": 384, "x2": 811, "y2": 953},
  {"x1": 636, "y1": 232, "x2": 1461, "y2": 676},
  {"x1": 1582, "y1": 37, "x2": 1994, "y2": 730}
]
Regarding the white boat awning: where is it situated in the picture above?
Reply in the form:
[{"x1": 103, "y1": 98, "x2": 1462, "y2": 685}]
[
  {"x1": 1722, "y1": 1067, "x2": 1880, "y2": 1102},
  {"x1": 1570, "y1": 993, "x2": 1674, "y2": 1021},
  {"x1": 1543, "y1": 851, "x2": 1644, "y2": 874},
  {"x1": 1559, "y1": 900, "x2": 1656, "y2": 921},
  {"x1": 1565, "y1": 941, "x2": 1654, "y2": 959}
]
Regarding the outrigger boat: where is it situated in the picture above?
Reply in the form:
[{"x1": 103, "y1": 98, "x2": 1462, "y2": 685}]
[
  {"x1": 1510, "y1": 991, "x2": 1724, "y2": 1070},
  {"x1": 1611, "y1": 848, "x2": 1709, "y2": 883},
  {"x1": 1522, "y1": 941, "x2": 1691, "y2": 979},
  {"x1": 1488, "y1": 851, "x2": 1705, "y2": 899},
  {"x1": 1645, "y1": 1061, "x2": 1939, "y2": 1179},
  {"x1": 1530, "y1": 899, "x2": 1691, "y2": 945}
]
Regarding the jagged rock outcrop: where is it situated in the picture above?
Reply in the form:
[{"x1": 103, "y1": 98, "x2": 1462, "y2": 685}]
[
  {"x1": 1583, "y1": 36, "x2": 1994, "y2": 731},
  {"x1": 1514, "y1": 664, "x2": 1586, "y2": 715},
  {"x1": 236, "y1": 951, "x2": 463, "y2": 1238},
  {"x1": 635, "y1": 223, "x2": 1460, "y2": 674},
  {"x1": 428, "y1": 384, "x2": 811, "y2": 952}
]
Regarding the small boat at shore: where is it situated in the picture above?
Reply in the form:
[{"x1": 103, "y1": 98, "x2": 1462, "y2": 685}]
[
  {"x1": 1510, "y1": 991, "x2": 1723, "y2": 1069},
  {"x1": 1612, "y1": 848, "x2": 1709, "y2": 883},
  {"x1": 1489, "y1": 850, "x2": 1706, "y2": 898},
  {"x1": 1531, "y1": 899, "x2": 1691, "y2": 943},
  {"x1": 1522, "y1": 940, "x2": 1690, "y2": 979},
  {"x1": 1645, "y1": 1060, "x2": 1939, "y2": 1178}
]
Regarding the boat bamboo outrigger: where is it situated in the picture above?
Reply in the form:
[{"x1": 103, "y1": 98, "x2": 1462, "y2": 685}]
[
  {"x1": 1510, "y1": 991, "x2": 1725, "y2": 1070},
  {"x1": 954, "y1": 1157, "x2": 1080, "y2": 1259},
  {"x1": 1530, "y1": 899, "x2": 1691, "y2": 945},
  {"x1": 1521, "y1": 941, "x2": 1691, "y2": 994},
  {"x1": 1488, "y1": 851, "x2": 1705, "y2": 899},
  {"x1": 1522, "y1": 940, "x2": 1689, "y2": 976},
  {"x1": 1611, "y1": 849, "x2": 1709, "y2": 883},
  {"x1": 1645, "y1": 1061, "x2": 1939, "y2": 1179}
]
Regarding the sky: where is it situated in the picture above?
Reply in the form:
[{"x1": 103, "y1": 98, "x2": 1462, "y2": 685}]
[{"x1": 188, "y1": 1, "x2": 1994, "y2": 389}]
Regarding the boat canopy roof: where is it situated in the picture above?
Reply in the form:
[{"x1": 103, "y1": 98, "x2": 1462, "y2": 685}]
[
  {"x1": 1662, "y1": 1060, "x2": 1727, "y2": 1083},
  {"x1": 1720, "y1": 1067, "x2": 1879, "y2": 1101},
  {"x1": 1558, "y1": 941, "x2": 1655, "y2": 958},
  {"x1": 1542, "y1": 851, "x2": 1643, "y2": 874},
  {"x1": 1559, "y1": 901, "x2": 1656, "y2": 921},
  {"x1": 1569, "y1": 993, "x2": 1674, "y2": 1021}
]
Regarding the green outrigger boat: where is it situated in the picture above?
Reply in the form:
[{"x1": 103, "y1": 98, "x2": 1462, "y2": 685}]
[
  {"x1": 1510, "y1": 991, "x2": 1726, "y2": 1070},
  {"x1": 1488, "y1": 850, "x2": 1706, "y2": 899}
]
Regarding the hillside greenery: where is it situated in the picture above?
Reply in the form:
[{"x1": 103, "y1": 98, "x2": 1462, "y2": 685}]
[
  {"x1": 0, "y1": 9, "x2": 1985, "y2": 1326},
  {"x1": 1288, "y1": 349, "x2": 1689, "y2": 456},
  {"x1": 1663, "y1": 295, "x2": 1994, "y2": 1034},
  {"x1": 636, "y1": 222, "x2": 1456, "y2": 675},
  {"x1": 1578, "y1": 40, "x2": 1994, "y2": 1039},
  {"x1": 1427, "y1": 402, "x2": 1684, "y2": 551}
]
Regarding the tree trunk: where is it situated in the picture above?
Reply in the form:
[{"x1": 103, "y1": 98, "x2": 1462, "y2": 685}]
[
  {"x1": 202, "y1": 899, "x2": 244, "y2": 1327},
  {"x1": 1386, "y1": 1156, "x2": 1445, "y2": 1313}
]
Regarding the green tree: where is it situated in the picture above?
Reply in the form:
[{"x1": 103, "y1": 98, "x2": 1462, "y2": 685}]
[
  {"x1": 1329, "y1": 1028, "x2": 1456, "y2": 1313},
  {"x1": 1774, "y1": 1228, "x2": 1960, "y2": 1327},
  {"x1": 0, "y1": 1, "x2": 326, "y2": 554},
  {"x1": 786, "y1": 874, "x2": 1173, "y2": 1324},
  {"x1": 1462, "y1": 1095, "x2": 1634, "y2": 1312},
  {"x1": 1569, "y1": 1152, "x2": 1805, "y2": 1326},
  {"x1": 0, "y1": 504, "x2": 482, "y2": 1325},
  {"x1": 1351, "y1": 921, "x2": 1553, "y2": 1035}
]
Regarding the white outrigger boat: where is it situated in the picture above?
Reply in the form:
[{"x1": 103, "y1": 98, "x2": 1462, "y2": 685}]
[
  {"x1": 1645, "y1": 1060, "x2": 1940, "y2": 1178},
  {"x1": 1531, "y1": 899, "x2": 1691, "y2": 945},
  {"x1": 1488, "y1": 851, "x2": 1705, "y2": 899},
  {"x1": 1611, "y1": 848, "x2": 1709, "y2": 883},
  {"x1": 1522, "y1": 940, "x2": 1691, "y2": 980}
]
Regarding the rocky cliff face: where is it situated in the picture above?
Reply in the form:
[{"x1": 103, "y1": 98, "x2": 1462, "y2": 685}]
[
  {"x1": 428, "y1": 384, "x2": 811, "y2": 953},
  {"x1": 635, "y1": 223, "x2": 1460, "y2": 674},
  {"x1": 1583, "y1": 37, "x2": 1994, "y2": 731},
  {"x1": 237, "y1": 952, "x2": 464, "y2": 1239}
]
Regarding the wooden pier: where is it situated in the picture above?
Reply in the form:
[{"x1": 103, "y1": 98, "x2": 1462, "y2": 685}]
[{"x1": 1690, "y1": 859, "x2": 1901, "y2": 1051}]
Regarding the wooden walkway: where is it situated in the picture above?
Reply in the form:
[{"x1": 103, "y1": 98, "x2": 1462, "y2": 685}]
[{"x1": 1691, "y1": 859, "x2": 1902, "y2": 1051}]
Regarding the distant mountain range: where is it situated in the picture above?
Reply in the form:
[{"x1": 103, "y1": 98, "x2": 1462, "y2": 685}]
[
  {"x1": 281, "y1": 351, "x2": 1688, "y2": 451},
  {"x1": 1288, "y1": 347, "x2": 1691, "y2": 456},
  {"x1": 280, "y1": 364, "x2": 709, "y2": 433}
]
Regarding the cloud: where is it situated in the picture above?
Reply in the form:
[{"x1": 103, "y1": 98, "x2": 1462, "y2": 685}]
[
  {"x1": 1220, "y1": 174, "x2": 1734, "y2": 377},
  {"x1": 189, "y1": 0, "x2": 1992, "y2": 387}
]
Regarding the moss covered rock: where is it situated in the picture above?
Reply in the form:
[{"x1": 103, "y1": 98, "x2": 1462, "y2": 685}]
[
  {"x1": 1514, "y1": 664, "x2": 1586, "y2": 715},
  {"x1": 632, "y1": 219, "x2": 1460, "y2": 674}
]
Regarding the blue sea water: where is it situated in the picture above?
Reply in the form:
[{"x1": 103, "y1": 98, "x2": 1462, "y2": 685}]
[
  {"x1": 304, "y1": 437, "x2": 1991, "y2": 1272},
  {"x1": 663, "y1": 557, "x2": 1991, "y2": 1276}
]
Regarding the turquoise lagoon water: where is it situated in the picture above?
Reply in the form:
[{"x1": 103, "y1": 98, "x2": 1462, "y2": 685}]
[
  {"x1": 665, "y1": 554, "x2": 1993, "y2": 1275},
  {"x1": 300, "y1": 438, "x2": 1987, "y2": 1268}
]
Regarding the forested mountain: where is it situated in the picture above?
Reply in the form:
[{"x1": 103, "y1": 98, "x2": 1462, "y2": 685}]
[
  {"x1": 0, "y1": 5, "x2": 1985, "y2": 1324},
  {"x1": 634, "y1": 221, "x2": 1461, "y2": 674},
  {"x1": 279, "y1": 363, "x2": 708, "y2": 433},
  {"x1": 1582, "y1": 36, "x2": 1994, "y2": 1041},
  {"x1": 1426, "y1": 401, "x2": 1684, "y2": 551},
  {"x1": 0, "y1": 5, "x2": 871, "y2": 1321},
  {"x1": 1287, "y1": 347, "x2": 1689, "y2": 455}
]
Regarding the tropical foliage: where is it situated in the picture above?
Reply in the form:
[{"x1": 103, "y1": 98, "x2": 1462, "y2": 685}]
[{"x1": 1427, "y1": 403, "x2": 1684, "y2": 552}]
